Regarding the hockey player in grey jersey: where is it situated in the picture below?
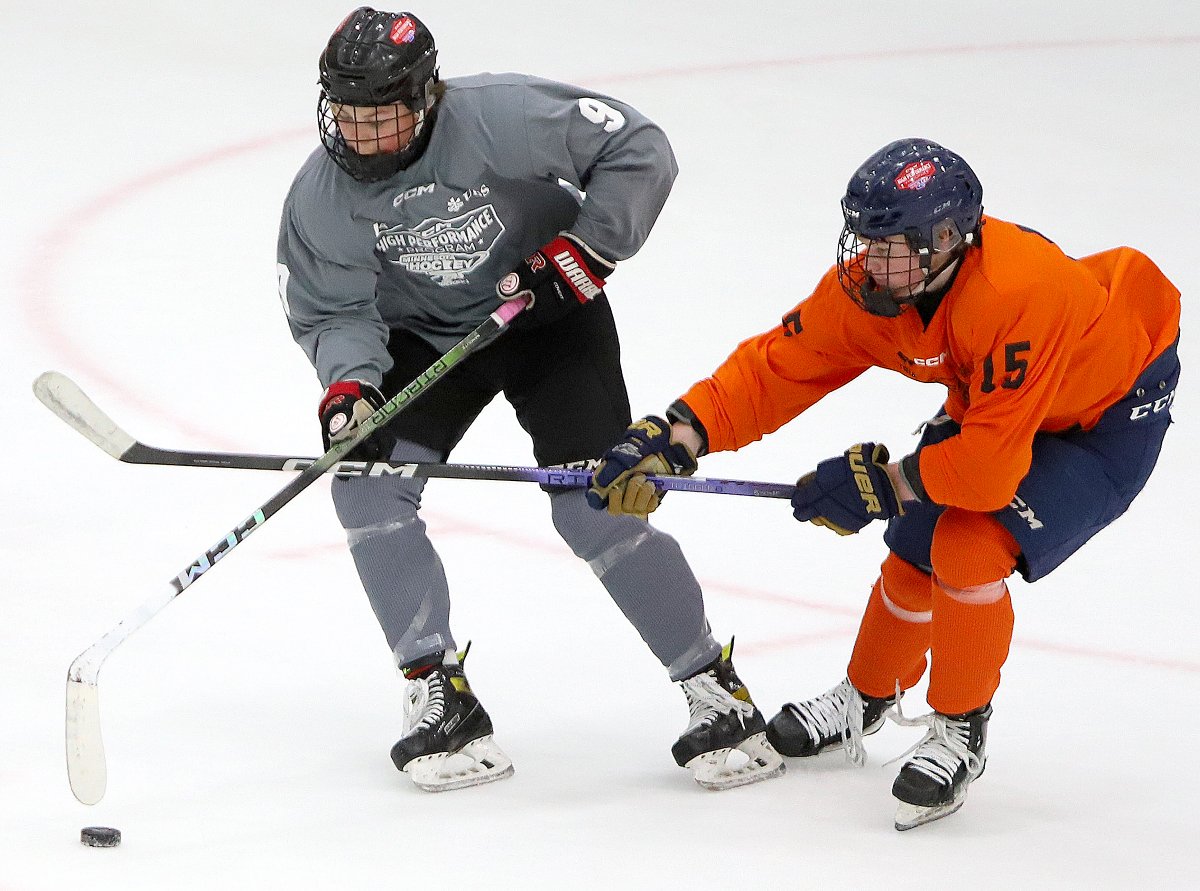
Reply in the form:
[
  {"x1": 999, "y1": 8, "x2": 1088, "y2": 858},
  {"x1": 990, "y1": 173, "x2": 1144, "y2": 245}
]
[{"x1": 275, "y1": 7, "x2": 784, "y2": 793}]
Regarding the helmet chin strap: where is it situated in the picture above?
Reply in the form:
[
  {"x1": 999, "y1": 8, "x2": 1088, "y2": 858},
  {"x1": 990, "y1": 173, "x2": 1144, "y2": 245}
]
[
  {"x1": 859, "y1": 254, "x2": 963, "y2": 318},
  {"x1": 401, "y1": 108, "x2": 427, "y2": 150},
  {"x1": 856, "y1": 281, "x2": 907, "y2": 318},
  {"x1": 921, "y1": 256, "x2": 962, "y2": 293}
]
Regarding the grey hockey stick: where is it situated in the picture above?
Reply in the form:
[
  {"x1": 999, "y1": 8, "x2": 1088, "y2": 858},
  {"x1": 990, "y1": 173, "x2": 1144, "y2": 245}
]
[
  {"x1": 42, "y1": 297, "x2": 529, "y2": 805},
  {"x1": 33, "y1": 370, "x2": 796, "y2": 500}
]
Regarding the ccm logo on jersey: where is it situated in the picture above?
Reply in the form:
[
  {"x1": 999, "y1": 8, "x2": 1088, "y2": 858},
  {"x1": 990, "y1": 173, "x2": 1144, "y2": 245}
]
[
  {"x1": 1129, "y1": 388, "x2": 1175, "y2": 420},
  {"x1": 898, "y1": 350, "x2": 946, "y2": 367},
  {"x1": 393, "y1": 183, "x2": 435, "y2": 207},
  {"x1": 847, "y1": 444, "x2": 883, "y2": 515}
]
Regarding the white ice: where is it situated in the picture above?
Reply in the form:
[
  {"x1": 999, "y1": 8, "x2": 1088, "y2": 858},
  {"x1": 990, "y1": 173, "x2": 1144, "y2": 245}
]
[{"x1": 3, "y1": 2, "x2": 1198, "y2": 888}]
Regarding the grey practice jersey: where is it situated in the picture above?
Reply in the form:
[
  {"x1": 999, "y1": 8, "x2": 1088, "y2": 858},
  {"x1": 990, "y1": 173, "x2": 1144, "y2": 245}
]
[{"x1": 277, "y1": 72, "x2": 679, "y2": 388}]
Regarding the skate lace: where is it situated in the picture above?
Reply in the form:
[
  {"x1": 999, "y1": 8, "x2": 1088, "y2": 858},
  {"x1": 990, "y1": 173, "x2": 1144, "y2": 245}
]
[
  {"x1": 887, "y1": 702, "x2": 981, "y2": 787},
  {"x1": 781, "y1": 678, "x2": 868, "y2": 765},
  {"x1": 681, "y1": 673, "x2": 742, "y2": 730},
  {"x1": 402, "y1": 672, "x2": 446, "y2": 735}
]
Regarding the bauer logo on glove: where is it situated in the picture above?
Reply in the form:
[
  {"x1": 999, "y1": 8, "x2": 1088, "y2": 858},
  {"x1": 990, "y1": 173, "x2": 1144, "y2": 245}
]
[
  {"x1": 847, "y1": 443, "x2": 884, "y2": 514},
  {"x1": 791, "y1": 442, "x2": 905, "y2": 535}
]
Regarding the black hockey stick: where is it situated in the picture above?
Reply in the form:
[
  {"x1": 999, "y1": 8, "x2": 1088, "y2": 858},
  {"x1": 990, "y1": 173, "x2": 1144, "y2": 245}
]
[
  {"x1": 42, "y1": 297, "x2": 529, "y2": 806},
  {"x1": 34, "y1": 371, "x2": 797, "y2": 500}
]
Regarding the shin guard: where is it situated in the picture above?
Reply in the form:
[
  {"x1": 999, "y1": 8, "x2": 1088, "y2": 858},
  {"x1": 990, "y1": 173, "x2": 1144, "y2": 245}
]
[
  {"x1": 848, "y1": 553, "x2": 933, "y2": 700},
  {"x1": 928, "y1": 509, "x2": 1019, "y2": 714}
]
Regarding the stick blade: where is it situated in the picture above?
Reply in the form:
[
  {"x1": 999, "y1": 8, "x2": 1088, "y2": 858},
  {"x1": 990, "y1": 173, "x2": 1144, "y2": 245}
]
[
  {"x1": 66, "y1": 676, "x2": 107, "y2": 805},
  {"x1": 33, "y1": 371, "x2": 136, "y2": 460}
]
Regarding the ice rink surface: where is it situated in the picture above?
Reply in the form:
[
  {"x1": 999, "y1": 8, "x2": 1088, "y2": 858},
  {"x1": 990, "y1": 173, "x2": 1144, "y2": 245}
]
[{"x1": 3, "y1": 2, "x2": 1198, "y2": 888}]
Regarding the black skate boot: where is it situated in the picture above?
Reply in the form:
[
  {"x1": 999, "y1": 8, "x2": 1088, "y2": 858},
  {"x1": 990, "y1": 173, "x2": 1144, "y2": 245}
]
[
  {"x1": 891, "y1": 703, "x2": 991, "y2": 830},
  {"x1": 389, "y1": 647, "x2": 513, "y2": 792},
  {"x1": 766, "y1": 678, "x2": 897, "y2": 764},
  {"x1": 672, "y1": 641, "x2": 785, "y2": 790}
]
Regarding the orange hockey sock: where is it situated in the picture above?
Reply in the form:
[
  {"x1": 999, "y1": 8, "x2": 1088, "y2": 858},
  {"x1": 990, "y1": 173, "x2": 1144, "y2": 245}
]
[
  {"x1": 927, "y1": 509, "x2": 1020, "y2": 715},
  {"x1": 847, "y1": 553, "x2": 933, "y2": 700}
]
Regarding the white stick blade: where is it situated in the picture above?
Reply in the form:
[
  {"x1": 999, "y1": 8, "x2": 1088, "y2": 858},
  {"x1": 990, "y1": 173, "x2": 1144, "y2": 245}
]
[
  {"x1": 66, "y1": 677, "x2": 107, "y2": 805},
  {"x1": 33, "y1": 371, "x2": 136, "y2": 460}
]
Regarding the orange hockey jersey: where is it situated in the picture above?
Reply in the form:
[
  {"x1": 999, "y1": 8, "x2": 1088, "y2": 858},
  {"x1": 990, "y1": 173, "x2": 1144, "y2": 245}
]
[{"x1": 680, "y1": 216, "x2": 1181, "y2": 512}]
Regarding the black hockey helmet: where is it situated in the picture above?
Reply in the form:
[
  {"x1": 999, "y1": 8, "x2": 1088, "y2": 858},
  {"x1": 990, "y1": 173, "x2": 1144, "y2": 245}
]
[
  {"x1": 836, "y1": 138, "x2": 983, "y2": 316},
  {"x1": 317, "y1": 8, "x2": 440, "y2": 181}
]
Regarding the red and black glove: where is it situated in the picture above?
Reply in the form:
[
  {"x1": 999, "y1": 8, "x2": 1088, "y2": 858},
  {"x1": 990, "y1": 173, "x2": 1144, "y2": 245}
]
[
  {"x1": 496, "y1": 232, "x2": 615, "y2": 327},
  {"x1": 318, "y1": 380, "x2": 391, "y2": 461}
]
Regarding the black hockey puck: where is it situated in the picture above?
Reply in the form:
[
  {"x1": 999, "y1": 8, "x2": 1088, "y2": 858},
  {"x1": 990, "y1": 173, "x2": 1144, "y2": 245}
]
[{"x1": 81, "y1": 826, "x2": 121, "y2": 847}]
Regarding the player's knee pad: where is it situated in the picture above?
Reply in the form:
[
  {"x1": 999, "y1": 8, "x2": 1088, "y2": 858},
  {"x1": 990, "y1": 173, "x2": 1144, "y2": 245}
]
[
  {"x1": 332, "y1": 475, "x2": 426, "y2": 530},
  {"x1": 880, "y1": 551, "x2": 933, "y2": 619},
  {"x1": 930, "y1": 508, "x2": 1020, "y2": 591},
  {"x1": 331, "y1": 439, "x2": 436, "y2": 529},
  {"x1": 548, "y1": 487, "x2": 656, "y2": 565}
]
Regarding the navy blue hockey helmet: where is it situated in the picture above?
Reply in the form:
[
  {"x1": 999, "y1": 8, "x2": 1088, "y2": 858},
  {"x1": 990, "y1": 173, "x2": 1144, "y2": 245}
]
[
  {"x1": 317, "y1": 8, "x2": 440, "y2": 181},
  {"x1": 837, "y1": 138, "x2": 983, "y2": 316}
]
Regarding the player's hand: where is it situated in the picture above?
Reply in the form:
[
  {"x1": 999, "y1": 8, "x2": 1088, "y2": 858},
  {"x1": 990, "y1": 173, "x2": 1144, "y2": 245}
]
[
  {"x1": 496, "y1": 232, "x2": 615, "y2": 327},
  {"x1": 318, "y1": 380, "x2": 391, "y2": 461},
  {"x1": 791, "y1": 443, "x2": 905, "y2": 535},
  {"x1": 586, "y1": 416, "x2": 698, "y2": 518}
]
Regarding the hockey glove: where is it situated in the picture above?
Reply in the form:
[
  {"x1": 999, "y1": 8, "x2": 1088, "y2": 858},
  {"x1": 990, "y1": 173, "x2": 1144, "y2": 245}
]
[
  {"x1": 586, "y1": 416, "x2": 699, "y2": 518},
  {"x1": 791, "y1": 443, "x2": 905, "y2": 535},
  {"x1": 496, "y1": 232, "x2": 615, "y2": 328},
  {"x1": 318, "y1": 380, "x2": 391, "y2": 461}
]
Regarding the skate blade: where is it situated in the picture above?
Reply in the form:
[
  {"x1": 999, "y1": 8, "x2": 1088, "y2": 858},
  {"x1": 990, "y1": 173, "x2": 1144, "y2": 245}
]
[
  {"x1": 897, "y1": 782, "x2": 969, "y2": 830},
  {"x1": 686, "y1": 732, "x2": 786, "y2": 791},
  {"x1": 405, "y1": 735, "x2": 514, "y2": 792},
  {"x1": 894, "y1": 760, "x2": 984, "y2": 829},
  {"x1": 894, "y1": 793, "x2": 967, "y2": 831}
]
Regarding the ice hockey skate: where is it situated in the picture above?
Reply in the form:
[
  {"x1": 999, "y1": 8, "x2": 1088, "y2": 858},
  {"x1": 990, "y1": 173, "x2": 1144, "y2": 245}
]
[
  {"x1": 766, "y1": 677, "x2": 897, "y2": 764},
  {"x1": 672, "y1": 642, "x2": 785, "y2": 790},
  {"x1": 890, "y1": 703, "x2": 990, "y2": 830},
  {"x1": 390, "y1": 648, "x2": 513, "y2": 792}
]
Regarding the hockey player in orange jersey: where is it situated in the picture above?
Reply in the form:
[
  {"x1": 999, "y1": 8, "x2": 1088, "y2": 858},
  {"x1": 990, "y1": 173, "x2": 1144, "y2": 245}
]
[{"x1": 585, "y1": 138, "x2": 1181, "y2": 830}]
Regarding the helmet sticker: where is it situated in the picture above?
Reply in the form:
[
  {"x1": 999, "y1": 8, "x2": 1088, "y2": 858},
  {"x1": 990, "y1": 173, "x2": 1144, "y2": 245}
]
[
  {"x1": 894, "y1": 160, "x2": 937, "y2": 191},
  {"x1": 390, "y1": 17, "x2": 417, "y2": 44}
]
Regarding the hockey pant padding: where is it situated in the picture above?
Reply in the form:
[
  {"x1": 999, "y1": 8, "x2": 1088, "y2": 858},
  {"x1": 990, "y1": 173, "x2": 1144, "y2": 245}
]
[
  {"x1": 549, "y1": 488, "x2": 721, "y2": 681},
  {"x1": 332, "y1": 440, "x2": 455, "y2": 667},
  {"x1": 927, "y1": 508, "x2": 1019, "y2": 714},
  {"x1": 848, "y1": 552, "x2": 933, "y2": 700}
]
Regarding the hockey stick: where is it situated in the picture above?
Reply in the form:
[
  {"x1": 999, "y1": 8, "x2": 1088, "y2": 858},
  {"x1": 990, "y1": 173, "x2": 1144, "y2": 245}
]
[
  {"x1": 32, "y1": 371, "x2": 796, "y2": 499},
  {"x1": 45, "y1": 297, "x2": 529, "y2": 805}
]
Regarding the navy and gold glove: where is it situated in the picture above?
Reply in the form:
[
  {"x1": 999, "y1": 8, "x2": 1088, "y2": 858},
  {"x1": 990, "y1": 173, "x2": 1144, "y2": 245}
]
[
  {"x1": 586, "y1": 416, "x2": 699, "y2": 518},
  {"x1": 791, "y1": 443, "x2": 905, "y2": 535},
  {"x1": 496, "y1": 232, "x2": 615, "y2": 327}
]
